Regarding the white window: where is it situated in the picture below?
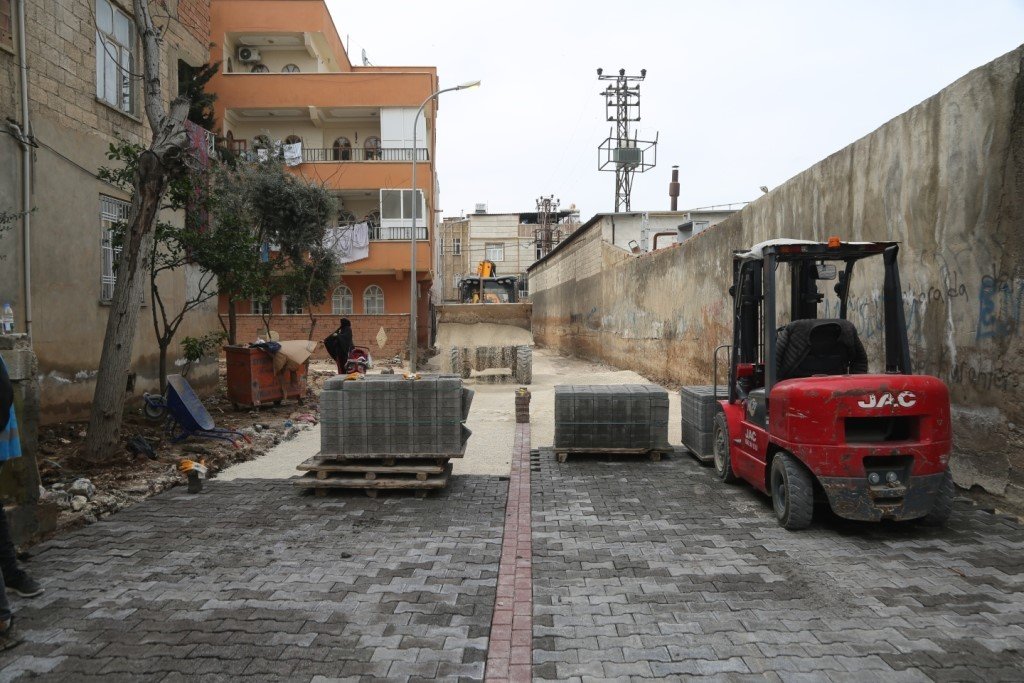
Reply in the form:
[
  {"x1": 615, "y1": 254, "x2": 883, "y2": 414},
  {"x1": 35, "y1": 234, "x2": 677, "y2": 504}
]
[
  {"x1": 452, "y1": 237, "x2": 462, "y2": 255},
  {"x1": 453, "y1": 274, "x2": 461, "y2": 287},
  {"x1": 485, "y1": 243, "x2": 505, "y2": 262},
  {"x1": 100, "y1": 195, "x2": 130, "y2": 302},
  {"x1": 251, "y1": 297, "x2": 271, "y2": 315},
  {"x1": 283, "y1": 296, "x2": 303, "y2": 315},
  {"x1": 363, "y1": 285, "x2": 384, "y2": 315},
  {"x1": 95, "y1": 0, "x2": 135, "y2": 114},
  {"x1": 379, "y1": 189, "x2": 425, "y2": 233},
  {"x1": 332, "y1": 285, "x2": 353, "y2": 315}
]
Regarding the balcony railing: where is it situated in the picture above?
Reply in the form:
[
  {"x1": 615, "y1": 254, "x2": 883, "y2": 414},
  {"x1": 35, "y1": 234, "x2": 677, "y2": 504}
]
[
  {"x1": 369, "y1": 226, "x2": 428, "y2": 241},
  {"x1": 303, "y1": 147, "x2": 429, "y2": 163}
]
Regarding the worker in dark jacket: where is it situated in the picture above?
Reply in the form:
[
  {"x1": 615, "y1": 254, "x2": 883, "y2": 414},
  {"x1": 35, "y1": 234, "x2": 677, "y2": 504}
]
[
  {"x1": 324, "y1": 318, "x2": 355, "y2": 374},
  {"x1": 0, "y1": 357, "x2": 45, "y2": 650}
]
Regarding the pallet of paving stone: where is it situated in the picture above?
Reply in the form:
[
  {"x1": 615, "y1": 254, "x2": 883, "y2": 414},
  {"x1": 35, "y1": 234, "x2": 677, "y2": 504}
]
[
  {"x1": 679, "y1": 385, "x2": 725, "y2": 463},
  {"x1": 319, "y1": 374, "x2": 473, "y2": 458},
  {"x1": 554, "y1": 384, "x2": 670, "y2": 451},
  {"x1": 552, "y1": 447, "x2": 668, "y2": 464},
  {"x1": 294, "y1": 461, "x2": 453, "y2": 499}
]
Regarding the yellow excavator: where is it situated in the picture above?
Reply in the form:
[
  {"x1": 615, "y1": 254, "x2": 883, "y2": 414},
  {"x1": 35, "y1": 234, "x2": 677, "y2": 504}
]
[{"x1": 435, "y1": 260, "x2": 533, "y2": 383}]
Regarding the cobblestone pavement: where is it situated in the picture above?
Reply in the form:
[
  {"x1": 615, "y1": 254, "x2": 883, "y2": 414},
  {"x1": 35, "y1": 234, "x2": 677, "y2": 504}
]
[
  {"x1": 0, "y1": 477, "x2": 505, "y2": 682},
  {"x1": 532, "y1": 448, "x2": 1024, "y2": 682}
]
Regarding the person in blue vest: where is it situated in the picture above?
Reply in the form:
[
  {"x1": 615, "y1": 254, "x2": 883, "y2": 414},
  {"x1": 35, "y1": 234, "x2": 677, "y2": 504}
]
[{"x1": 0, "y1": 356, "x2": 44, "y2": 650}]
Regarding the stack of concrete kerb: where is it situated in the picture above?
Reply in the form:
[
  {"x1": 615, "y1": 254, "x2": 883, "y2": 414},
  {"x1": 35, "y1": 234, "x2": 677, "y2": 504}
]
[
  {"x1": 553, "y1": 384, "x2": 670, "y2": 463},
  {"x1": 296, "y1": 374, "x2": 473, "y2": 498}
]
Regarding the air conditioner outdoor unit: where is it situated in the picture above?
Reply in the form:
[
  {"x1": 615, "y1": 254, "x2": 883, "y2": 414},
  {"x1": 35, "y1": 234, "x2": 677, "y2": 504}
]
[
  {"x1": 474, "y1": 203, "x2": 487, "y2": 214},
  {"x1": 237, "y1": 47, "x2": 261, "y2": 63},
  {"x1": 612, "y1": 147, "x2": 642, "y2": 165}
]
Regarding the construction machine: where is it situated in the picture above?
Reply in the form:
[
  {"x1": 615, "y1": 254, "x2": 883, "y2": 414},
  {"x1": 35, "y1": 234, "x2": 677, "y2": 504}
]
[
  {"x1": 686, "y1": 237, "x2": 954, "y2": 530},
  {"x1": 435, "y1": 261, "x2": 533, "y2": 383}
]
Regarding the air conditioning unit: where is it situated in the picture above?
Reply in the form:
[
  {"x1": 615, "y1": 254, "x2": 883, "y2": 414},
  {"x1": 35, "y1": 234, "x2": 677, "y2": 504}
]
[
  {"x1": 237, "y1": 47, "x2": 261, "y2": 63},
  {"x1": 612, "y1": 147, "x2": 642, "y2": 165},
  {"x1": 474, "y1": 203, "x2": 487, "y2": 214}
]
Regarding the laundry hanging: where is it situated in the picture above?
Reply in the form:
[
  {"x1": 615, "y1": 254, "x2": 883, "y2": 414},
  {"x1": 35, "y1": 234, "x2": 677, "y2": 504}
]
[{"x1": 329, "y1": 222, "x2": 370, "y2": 264}]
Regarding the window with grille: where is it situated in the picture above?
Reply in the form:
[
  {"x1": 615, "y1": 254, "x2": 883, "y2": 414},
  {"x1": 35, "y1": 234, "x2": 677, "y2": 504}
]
[
  {"x1": 100, "y1": 195, "x2": 130, "y2": 302},
  {"x1": 452, "y1": 237, "x2": 462, "y2": 255},
  {"x1": 284, "y1": 296, "x2": 304, "y2": 315},
  {"x1": 251, "y1": 297, "x2": 271, "y2": 315},
  {"x1": 95, "y1": 0, "x2": 135, "y2": 114},
  {"x1": 332, "y1": 285, "x2": 353, "y2": 315},
  {"x1": 485, "y1": 242, "x2": 505, "y2": 261},
  {"x1": 363, "y1": 285, "x2": 384, "y2": 315}
]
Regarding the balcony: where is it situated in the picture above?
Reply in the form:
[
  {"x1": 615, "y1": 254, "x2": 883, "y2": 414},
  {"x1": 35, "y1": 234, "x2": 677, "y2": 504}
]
[
  {"x1": 368, "y1": 226, "x2": 427, "y2": 241},
  {"x1": 303, "y1": 147, "x2": 428, "y2": 163}
]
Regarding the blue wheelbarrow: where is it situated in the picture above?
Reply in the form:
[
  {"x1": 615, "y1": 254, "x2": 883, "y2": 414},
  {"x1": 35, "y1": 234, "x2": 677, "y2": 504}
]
[{"x1": 147, "y1": 374, "x2": 247, "y2": 445}]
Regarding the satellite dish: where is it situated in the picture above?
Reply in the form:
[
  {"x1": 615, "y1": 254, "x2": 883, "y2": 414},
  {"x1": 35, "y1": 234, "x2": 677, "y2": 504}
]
[{"x1": 361, "y1": 48, "x2": 371, "y2": 66}]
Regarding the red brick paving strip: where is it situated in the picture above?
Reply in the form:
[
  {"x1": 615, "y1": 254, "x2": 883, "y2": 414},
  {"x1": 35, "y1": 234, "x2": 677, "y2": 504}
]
[{"x1": 485, "y1": 422, "x2": 532, "y2": 682}]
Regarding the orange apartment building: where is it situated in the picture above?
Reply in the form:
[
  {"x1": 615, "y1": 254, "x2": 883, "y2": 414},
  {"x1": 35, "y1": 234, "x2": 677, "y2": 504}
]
[{"x1": 208, "y1": 0, "x2": 438, "y2": 358}]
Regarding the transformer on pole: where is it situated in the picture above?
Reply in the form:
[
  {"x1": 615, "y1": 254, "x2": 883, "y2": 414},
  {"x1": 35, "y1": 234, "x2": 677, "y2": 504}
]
[{"x1": 597, "y1": 68, "x2": 658, "y2": 212}]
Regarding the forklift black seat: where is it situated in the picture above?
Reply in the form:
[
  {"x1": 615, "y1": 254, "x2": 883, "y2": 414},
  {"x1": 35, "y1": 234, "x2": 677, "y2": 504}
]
[{"x1": 776, "y1": 318, "x2": 868, "y2": 380}]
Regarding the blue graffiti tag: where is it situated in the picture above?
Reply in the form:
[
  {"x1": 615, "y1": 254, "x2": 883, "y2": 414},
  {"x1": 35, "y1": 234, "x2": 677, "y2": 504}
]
[{"x1": 976, "y1": 274, "x2": 1024, "y2": 340}]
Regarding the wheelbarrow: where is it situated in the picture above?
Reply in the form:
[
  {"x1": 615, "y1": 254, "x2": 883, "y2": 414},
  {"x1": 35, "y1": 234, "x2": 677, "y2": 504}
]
[{"x1": 160, "y1": 374, "x2": 247, "y2": 445}]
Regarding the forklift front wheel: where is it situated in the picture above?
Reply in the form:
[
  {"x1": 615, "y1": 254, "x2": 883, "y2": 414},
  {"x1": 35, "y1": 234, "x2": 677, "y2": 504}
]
[
  {"x1": 919, "y1": 470, "x2": 955, "y2": 527},
  {"x1": 713, "y1": 413, "x2": 737, "y2": 484},
  {"x1": 770, "y1": 453, "x2": 814, "y2": 530}
]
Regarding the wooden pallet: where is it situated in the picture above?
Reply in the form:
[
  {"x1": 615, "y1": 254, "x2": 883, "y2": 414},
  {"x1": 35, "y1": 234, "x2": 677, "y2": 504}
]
[
  {"x1": 312, "y1": 443, "x2": 467, "y2": 462},
  {"x1": 295, "y1": 458, "x2": 453, "y2": 498},
  {"x1": 554, "y1": 447, "x2": 668, "y2": 463}
]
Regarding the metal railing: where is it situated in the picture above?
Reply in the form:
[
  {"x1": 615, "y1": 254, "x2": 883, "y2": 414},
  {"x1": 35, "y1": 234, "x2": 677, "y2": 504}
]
[
  {"x1": 369, "y1": 225, "x2": 428, "y2": 241},
  {"x1": 302, "y1": 147, "x2": 429, "y2": 163}
]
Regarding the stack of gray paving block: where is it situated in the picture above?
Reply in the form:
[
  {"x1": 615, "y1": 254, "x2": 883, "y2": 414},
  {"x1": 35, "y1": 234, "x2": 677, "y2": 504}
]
[
  {"x1": 554, "y1": 384, "x2": 669, "y2": 450},
  {"x1": 680, "y1": 385, "x2": 725, "y2": 458},
  {"x1": 320, "y1": 374, "x2": 473, "y2": 457}
]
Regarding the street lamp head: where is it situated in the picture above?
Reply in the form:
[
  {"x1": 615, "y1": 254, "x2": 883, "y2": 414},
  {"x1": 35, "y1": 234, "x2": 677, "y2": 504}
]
[{"x1": 457, "y1": 79, "x2": 482, "y2": 90}]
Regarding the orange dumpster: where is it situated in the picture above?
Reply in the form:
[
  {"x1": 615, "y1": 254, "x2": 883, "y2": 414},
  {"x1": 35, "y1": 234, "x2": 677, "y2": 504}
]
[{"x1": 224, "y1": 345, "x2": 307, "y2": 409}]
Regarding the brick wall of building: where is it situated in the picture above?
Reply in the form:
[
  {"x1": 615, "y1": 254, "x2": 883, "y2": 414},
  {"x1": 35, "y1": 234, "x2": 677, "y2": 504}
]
[
  {"x1": 233, "y1": 314, "x2": 411, "y2": 361},
  {"x1": 22, "y1": 0, "x2": 209, "y2": 147},
  {"x1": 176, "y1": 0, "x2": 211, "y2": 46}
]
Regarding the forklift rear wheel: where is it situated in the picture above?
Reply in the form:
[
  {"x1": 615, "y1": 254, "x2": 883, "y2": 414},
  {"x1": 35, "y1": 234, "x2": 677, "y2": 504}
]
[
  {"x1": 919, "y1": 470, "x2": 955, "y2": 526},
  {"x1": 713, "y1": 413, "x2": 737, "y2": 483},
  {"x1": 770, "y1": 453, "x2": 814, "y2": 530}
]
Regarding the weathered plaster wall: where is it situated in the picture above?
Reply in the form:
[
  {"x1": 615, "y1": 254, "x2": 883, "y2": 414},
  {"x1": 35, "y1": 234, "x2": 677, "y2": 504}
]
[
  {"x1": 531, "y1": 45, "x2": 1024, "y2": 501},
  {"x1": 0, "y1": 0, "x2": 220, "y2": 423}
]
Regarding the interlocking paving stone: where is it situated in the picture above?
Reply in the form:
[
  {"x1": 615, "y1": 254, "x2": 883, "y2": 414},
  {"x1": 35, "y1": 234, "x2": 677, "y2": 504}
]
[
  {"x1": 0, "y1": 477, "x2": 504, "y2": 682},
  {"x1": 532, "y1": 447, "x2": 1024, "y2": 680}
]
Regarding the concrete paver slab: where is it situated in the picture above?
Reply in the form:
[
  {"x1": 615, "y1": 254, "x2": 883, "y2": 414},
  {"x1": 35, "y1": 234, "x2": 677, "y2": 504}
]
[
  {"x1": 0, "y1": 477, "x2": 505, "y2": 681},
  {"x1": 532, "y1": 448, "x2": 1024, "y2": 680}
]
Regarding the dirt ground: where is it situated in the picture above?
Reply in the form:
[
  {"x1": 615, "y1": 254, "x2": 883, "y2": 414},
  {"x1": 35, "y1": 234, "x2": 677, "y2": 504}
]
[{"x1": 33, "y1": 359, "x2": 343, "y2": 535}]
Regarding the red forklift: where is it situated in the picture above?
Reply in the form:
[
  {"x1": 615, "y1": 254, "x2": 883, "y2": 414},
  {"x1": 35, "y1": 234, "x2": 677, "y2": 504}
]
[{"x1": 712, "y1": 237, "x2": 954, "y2": 529}]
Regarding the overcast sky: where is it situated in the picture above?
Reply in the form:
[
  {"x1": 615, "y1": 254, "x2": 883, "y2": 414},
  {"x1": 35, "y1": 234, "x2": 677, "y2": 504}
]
[{"x1": 328, "y1": 1, "x2": 1024, "y2": 219}]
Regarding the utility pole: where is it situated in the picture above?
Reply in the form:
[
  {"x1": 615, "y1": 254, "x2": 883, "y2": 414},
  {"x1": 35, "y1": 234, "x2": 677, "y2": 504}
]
[
  {"x1": 534, "y1": 195, "x2": 560, "y2": 258},
  {"x1": 597, "y1": 68, "x2": 657, "y2": 212}
]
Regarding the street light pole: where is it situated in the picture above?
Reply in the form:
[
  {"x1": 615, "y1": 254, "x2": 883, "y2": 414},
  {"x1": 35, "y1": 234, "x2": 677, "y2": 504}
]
[{"x1": 409, "y1": 79, "x2": 480, "y2": 371}]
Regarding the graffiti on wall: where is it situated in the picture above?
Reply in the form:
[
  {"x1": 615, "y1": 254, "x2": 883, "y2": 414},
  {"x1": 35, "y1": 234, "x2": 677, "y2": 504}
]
[{"x1": 976, "y1": 272, "x2": 1024, "y2": 340}]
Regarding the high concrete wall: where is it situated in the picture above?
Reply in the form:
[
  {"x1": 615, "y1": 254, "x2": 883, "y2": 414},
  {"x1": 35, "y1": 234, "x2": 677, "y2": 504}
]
[{"x1": 531, "y1": 44, "x2": 1024, "y2": 501}]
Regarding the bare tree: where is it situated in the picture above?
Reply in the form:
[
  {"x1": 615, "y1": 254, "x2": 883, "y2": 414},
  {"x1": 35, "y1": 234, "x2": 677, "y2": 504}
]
[{"x1": 83, "y1": 0, "x2": 191, "y2": 462}]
